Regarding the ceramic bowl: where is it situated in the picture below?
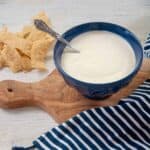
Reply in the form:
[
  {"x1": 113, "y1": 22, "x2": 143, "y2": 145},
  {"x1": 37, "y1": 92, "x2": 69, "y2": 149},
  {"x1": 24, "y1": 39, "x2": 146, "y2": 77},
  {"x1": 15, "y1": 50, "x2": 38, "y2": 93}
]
[{"x1": 54, "y1": 22, "x2": 143, "y2": 99}]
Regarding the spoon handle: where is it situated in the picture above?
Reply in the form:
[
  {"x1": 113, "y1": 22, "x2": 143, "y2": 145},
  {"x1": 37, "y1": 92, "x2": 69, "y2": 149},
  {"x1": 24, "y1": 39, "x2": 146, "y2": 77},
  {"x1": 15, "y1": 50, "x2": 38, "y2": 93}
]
[{"x1": 34, "y1": 19, "x2": 79, "y2": 53}]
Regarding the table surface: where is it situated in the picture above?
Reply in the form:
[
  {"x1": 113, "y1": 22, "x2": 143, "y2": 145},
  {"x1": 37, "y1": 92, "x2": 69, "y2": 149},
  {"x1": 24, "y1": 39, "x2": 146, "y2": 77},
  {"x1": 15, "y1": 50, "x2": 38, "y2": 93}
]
[{"x1": 0, "y1": 0, "x2": 149, "y2": 149}]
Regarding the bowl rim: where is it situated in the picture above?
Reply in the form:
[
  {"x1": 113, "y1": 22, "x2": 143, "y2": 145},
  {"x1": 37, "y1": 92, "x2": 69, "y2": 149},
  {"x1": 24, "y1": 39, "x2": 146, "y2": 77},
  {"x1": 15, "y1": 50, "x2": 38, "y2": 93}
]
[{"x1": 54, "y1": 22, "x2": 143, "y2": 86}]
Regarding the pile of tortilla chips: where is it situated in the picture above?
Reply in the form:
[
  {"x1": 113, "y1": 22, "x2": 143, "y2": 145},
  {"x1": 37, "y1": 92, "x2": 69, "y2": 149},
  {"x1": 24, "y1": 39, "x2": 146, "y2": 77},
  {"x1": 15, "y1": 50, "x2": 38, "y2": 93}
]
[{"x1": 0, "y1": 12, "x2": 54, "y2": 72}]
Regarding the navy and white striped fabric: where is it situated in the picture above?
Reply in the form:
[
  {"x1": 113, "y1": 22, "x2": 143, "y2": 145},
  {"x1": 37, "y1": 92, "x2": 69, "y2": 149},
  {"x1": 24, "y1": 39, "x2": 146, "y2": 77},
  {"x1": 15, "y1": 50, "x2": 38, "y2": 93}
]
[
  {"x1": 144, "y1": 33, "x2": 150, "y2": 58},
  {"x1": 13, "y1": 34, "x2": 150, "y2": 150},
  {"x1": 31, "y1": 79, "x2": 150, "y2": 150}
]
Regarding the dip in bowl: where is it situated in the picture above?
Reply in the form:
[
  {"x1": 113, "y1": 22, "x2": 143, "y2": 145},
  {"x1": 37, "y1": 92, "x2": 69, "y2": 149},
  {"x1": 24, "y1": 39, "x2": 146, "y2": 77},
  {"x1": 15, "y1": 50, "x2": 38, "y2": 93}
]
[{"x1": 54, "y1": 22, "x2": 143, "y2": 99}]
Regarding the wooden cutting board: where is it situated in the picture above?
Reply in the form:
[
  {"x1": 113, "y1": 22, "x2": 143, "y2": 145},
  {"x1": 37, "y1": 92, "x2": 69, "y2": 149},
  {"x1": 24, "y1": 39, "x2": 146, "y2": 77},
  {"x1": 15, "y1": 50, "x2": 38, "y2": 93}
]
[{"x1": 0, "y1": 59, "x2": 149, "y2": 123}]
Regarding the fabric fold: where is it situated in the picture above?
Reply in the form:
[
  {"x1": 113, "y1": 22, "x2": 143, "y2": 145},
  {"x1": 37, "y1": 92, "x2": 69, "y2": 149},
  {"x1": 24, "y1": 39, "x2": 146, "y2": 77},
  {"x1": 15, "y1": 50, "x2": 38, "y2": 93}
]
[{"x1": 33, "y1": 79, "x2": 150, "y2": 150}]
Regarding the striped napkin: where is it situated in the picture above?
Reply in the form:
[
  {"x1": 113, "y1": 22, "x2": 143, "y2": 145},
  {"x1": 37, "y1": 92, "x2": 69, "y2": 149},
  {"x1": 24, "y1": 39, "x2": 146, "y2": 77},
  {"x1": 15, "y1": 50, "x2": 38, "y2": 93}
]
[
  {"x1": 144, "y1": 33, "x2": 150, "y2": 58},
  {"x1": 13, "y1": 34, "x2": 150, "y2": 150}
]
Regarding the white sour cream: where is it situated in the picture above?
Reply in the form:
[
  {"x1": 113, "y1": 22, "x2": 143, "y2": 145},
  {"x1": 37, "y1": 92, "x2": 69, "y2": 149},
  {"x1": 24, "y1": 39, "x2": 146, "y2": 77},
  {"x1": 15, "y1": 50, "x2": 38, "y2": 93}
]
[{"x1": 61, "y1": 31, "x2": 136, "y2": 83}]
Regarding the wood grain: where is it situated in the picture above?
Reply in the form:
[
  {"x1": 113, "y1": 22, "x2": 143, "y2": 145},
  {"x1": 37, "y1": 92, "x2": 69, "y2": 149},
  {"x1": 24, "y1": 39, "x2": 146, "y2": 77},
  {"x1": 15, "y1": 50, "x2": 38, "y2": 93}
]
[{"x1": 0, "y1": 59, "x2": 149, "y2": 123}]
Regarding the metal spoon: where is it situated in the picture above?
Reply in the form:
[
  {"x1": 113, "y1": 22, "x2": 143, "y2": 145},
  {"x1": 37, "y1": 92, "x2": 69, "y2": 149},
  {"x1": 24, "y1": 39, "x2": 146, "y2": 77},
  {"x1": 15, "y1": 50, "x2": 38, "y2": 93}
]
[{"x1": 34, "y1": 19, "x2": 80, "y2": 53}]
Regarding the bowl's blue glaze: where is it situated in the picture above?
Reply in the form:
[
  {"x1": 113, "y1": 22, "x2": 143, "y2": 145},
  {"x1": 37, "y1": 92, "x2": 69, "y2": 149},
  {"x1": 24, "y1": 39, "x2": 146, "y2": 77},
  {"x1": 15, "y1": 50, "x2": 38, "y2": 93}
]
[{"x1": 54, "y1": 22, "x2": 143, "y2": 99}]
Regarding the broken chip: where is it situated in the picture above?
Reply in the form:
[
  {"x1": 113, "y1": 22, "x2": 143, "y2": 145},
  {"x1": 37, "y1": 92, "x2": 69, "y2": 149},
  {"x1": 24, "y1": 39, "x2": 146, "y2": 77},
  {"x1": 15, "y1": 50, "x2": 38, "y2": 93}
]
[
  {"x1": 0, "y1": 12, "x2": 54, "y2": 72},
  {"x1": 31, "y1": 39, "x2": 52, "y2": 70},
  {"x1": 1, "y1": 45, "x2": 22, "y2": 72}
]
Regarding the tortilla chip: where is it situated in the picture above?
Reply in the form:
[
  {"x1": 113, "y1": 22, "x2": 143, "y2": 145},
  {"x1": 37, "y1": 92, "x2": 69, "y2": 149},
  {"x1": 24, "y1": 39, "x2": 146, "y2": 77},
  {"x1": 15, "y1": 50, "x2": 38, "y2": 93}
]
[
  {"x1": 26, "y1": 26, "x2": 54, "y2": 42},
  {"x1": 0, "y1": 42, "x2": 5, "y2": 68},
  {"x1": 0, "y1": 55, "x2": 4, "y2": 68},
  {"x1": 33, "y1": 11, "x2": 51, "y2": 25},
  {"x1": 27, "y1": 12, "x2": 54, "y2": 42},
  {"x1": 0, "y1": 42, "x2": 4, "y2": 51},
  {"x1": 15, "y1": 48, "x2": 32, "y2": 71},
  {"x1": 1, "y1": 45, "x2": 22, "y2": 72},
  {"x1": 31, "y1": 39, "x2": 51, "y2": 70},
  {"x1": 17, "y1": 25, "x2": 33, "y2": 39},
  {"x1": 0, "y1": 31, "x2": 32, "y2": 57},
  {"x1": 21, "y1": 55, "x2": 32, "y2": 71}
]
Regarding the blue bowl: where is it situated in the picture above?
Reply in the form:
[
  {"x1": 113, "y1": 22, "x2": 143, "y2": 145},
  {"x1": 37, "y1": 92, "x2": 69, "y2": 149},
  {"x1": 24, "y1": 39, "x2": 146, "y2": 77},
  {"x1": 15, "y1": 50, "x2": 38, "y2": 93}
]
[{"x1": 54, "y1": 22, "x2": 143, "y2": 99}]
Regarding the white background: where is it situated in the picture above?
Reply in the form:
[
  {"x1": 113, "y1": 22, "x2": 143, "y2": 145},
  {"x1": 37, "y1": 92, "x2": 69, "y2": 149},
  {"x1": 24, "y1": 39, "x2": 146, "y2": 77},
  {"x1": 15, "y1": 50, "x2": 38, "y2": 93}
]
[{"x1": 0, "y1": 0, "x2": 149, "y2": 149}]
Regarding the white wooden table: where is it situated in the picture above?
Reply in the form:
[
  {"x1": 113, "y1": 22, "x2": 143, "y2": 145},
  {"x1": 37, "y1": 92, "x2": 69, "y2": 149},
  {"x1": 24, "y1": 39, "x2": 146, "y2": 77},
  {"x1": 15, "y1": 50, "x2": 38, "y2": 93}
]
[{"x1": 0, "y1": 0, "x2": 149, "y2": 149}]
